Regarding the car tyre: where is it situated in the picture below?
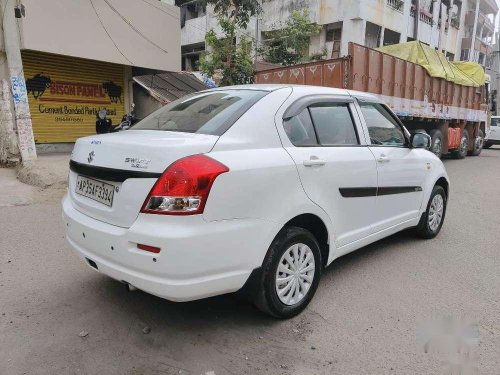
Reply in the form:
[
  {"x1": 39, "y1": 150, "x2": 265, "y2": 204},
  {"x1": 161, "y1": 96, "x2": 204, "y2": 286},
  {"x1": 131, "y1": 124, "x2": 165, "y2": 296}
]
[
  {"x1": 414, "y1": 185, "x2": 447, "y2": 239},
  {"x1": 468, "y1": 129, "x2": 484, "y2": 156},
  {"x1": 451, "y1": 130, "x2": 469, "y2": 159},
  {"x1": 483, "y1": 141, "x2": 493, "y2": 149},
  {"x1": 253, "y1": 226, "x2": 322, "y2": 319},
  {"x1": 429, "y1": 129, "x2": 443, "y2": 158}
]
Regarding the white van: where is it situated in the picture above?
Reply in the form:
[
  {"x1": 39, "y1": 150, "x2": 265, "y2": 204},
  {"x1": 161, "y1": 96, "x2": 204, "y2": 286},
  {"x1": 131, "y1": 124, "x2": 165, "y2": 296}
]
[{"x1": 485, "y1": 116, "x2": 500, "y2": 148}]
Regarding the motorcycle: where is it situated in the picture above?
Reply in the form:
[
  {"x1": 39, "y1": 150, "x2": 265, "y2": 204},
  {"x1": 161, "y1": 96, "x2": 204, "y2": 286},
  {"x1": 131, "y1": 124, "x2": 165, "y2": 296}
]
[{"x1": 111, "y1": 104, "x2": 137, "y2": 132}]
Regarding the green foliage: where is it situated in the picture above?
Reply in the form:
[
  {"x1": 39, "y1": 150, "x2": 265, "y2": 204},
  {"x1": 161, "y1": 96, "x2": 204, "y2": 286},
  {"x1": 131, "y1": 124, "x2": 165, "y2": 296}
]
[
  {"x1": 197, "y1": 0, "x2": 261, "y2": 28},
  {"x1": 199, "y1": 17, "x2": 254, "y2": 86},
  {"x1": 261, "y1": 10, "x2": 322, "y2": 66},
  {"x1": 308, "y1": 48, "x2": 327, "y2": 62}
]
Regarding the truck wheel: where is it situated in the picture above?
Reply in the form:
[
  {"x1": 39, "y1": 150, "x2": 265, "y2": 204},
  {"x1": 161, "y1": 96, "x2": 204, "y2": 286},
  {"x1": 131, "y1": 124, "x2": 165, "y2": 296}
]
[
  {"x1": 451, "y1": 130, "x2": 469, "y2": 159},
  {"x1": 414, "y1": 185, "x2": 447, "y2": 239},
  {"x1": 468, "y1": 130, "x2": 484, "y2": 156},
  {"x1": 253, "y1": 226, "x2": 322, "y2": 318},
  {"x1": 429, "y1": 129, "x2": 443, "y2": 158}
]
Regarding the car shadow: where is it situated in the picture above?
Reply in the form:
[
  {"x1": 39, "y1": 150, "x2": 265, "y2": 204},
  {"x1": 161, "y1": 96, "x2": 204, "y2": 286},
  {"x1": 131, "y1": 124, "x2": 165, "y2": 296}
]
[{"x1": 87, "y1": 229, "x2": 417, "y2": 329}]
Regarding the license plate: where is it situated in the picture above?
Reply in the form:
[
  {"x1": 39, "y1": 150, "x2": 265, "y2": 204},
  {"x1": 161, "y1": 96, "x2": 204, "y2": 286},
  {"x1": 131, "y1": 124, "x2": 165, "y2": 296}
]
[{"x1": 75, "y1": 175, "x2": 115, "y2": 207}]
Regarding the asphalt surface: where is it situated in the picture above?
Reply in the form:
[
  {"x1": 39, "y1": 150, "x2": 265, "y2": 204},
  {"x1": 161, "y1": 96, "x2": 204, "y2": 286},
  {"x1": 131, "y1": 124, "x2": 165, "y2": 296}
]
[{"x1": 1, "y1": 148, "x2": 499, "y2": 375}]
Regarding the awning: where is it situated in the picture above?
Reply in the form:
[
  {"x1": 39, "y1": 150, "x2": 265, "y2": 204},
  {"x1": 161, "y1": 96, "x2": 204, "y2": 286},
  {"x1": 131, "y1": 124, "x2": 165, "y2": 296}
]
[{"x1": 133, "y1": 72, "x2": 208, "y2": 104}]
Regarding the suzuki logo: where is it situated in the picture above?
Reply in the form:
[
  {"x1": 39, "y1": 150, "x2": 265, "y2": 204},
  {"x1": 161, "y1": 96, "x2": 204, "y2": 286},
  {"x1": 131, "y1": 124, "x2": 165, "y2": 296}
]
[{"x1": 88, "y1": 151, "x2": 95, "y2": 163}]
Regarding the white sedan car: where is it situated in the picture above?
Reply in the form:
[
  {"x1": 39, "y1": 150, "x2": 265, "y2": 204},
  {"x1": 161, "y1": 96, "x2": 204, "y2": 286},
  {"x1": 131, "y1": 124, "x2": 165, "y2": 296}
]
[{"x1": 63, "y1": 85, "x2": 449, "y2": 318}]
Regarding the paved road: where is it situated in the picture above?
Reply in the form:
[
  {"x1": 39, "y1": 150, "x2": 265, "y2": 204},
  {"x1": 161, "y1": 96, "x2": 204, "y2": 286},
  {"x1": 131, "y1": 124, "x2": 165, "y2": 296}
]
[{"x1": 1, "y1": 149, "x2": 499, "y2": 375}]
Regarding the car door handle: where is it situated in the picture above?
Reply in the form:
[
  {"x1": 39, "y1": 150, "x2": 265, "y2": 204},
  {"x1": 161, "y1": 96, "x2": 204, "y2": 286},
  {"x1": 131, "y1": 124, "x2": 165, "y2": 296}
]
[
  {"x1": 303, "y1": 159, "x2": 326, "y2": 167},
  {"x1": 377, "y1": 155, "x2": 390, "y2": 163}
]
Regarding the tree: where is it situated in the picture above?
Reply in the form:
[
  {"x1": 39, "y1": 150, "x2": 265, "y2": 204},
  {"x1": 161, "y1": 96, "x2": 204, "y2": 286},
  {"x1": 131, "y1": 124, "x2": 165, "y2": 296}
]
[
  {"x1": 261, "y1": 11, "x2": 322, "y2": 66},
  {"x1": 197, "y1": 0, "x2": 261, "y2": 28},
  {"x1": 199, "y1": 17, "x2": 254, "y2": 86}
]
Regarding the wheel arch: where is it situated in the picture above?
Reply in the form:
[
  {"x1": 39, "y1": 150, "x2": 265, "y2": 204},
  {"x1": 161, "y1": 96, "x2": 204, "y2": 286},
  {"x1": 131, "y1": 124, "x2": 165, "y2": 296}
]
[
  {"x1": 282, "y1": 213, "x2": 330, "y2": 268},
  {"x1": 435, "y1": 176, "x2": 449, "y2": 198}
]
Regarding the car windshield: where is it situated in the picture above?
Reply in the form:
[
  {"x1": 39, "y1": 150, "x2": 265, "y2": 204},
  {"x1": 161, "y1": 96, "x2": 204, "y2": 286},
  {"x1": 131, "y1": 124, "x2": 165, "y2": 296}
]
[
  {"x1": 491, "y1": 117, "x2": 500, "y2": 127},
  {"x1": 132, "y1": 90, "x2": 268, "y2": 136}
]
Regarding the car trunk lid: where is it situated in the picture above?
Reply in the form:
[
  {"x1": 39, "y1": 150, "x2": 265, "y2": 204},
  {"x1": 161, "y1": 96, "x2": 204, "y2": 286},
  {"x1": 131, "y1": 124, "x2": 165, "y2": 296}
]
[{"x1": 68, "y1": 130, "x2": 219, "y2": 227}]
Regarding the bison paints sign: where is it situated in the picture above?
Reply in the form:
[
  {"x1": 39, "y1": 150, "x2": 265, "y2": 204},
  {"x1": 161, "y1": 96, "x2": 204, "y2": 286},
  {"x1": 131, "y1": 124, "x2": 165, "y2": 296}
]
[{"x1": 22, "y1": 51, "x2": 126, "y2": 143}]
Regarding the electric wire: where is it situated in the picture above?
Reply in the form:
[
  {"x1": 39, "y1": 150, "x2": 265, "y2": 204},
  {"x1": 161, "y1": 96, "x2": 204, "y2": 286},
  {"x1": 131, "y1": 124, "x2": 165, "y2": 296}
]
[
  {"x1": 103, "y1": 0, "x2": 170, "y2": 55},
  {"x1": 89, "y1": 0, "x2": 133, "y2": 64}
]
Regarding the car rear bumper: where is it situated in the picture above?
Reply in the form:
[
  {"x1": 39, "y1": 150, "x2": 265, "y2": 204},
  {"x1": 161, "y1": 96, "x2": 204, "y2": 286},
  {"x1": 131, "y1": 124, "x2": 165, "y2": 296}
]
[{"x1": 62, "y1": 194, "x2": 275, "y2": 302}]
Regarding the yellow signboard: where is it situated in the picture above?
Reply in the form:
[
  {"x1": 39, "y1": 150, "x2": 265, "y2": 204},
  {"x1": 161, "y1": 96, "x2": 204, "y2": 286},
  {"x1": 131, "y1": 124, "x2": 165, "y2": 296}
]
[{"x1": 22, "y1": 51, "x2": 126, "y2": 143}]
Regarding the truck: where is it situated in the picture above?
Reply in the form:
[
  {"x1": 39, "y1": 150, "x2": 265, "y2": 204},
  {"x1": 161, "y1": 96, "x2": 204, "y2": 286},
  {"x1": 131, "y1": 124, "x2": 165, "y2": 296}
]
[{"x1": 255, "y1": 42, "x2": 489, "y2": 159}]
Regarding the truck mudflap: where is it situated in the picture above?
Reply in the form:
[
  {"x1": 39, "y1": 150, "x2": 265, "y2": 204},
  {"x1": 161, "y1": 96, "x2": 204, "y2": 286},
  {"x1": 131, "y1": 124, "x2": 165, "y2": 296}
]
[{"x1": 448, "y1": 128, "x2": 461, "y2": 150}]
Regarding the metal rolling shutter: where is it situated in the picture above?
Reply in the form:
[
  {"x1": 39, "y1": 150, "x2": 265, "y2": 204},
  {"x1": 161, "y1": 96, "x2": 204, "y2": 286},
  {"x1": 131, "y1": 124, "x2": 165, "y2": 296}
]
[{"x1": 22, "y1": 50, "x2": 126, "y2": 143}]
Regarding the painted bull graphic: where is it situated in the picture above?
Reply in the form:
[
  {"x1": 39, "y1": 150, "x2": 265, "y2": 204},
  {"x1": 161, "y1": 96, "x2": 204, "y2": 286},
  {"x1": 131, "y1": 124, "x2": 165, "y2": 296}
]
[
  {"x1": 26, "y1": 74, "x2": 51, "y2": 99},
  {"x1": 102, "y1": 81, "x2": 122, "y2": 103}
]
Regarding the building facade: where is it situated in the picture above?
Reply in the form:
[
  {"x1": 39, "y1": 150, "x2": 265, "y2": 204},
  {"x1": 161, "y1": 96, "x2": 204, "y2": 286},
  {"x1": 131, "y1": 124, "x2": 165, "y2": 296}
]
[
  {"x1": 0, "y1": 0, "x2": 180, "y2": 162},
  {"x1": 179, "y1": 0, "x2": 498, "y2": 70}
]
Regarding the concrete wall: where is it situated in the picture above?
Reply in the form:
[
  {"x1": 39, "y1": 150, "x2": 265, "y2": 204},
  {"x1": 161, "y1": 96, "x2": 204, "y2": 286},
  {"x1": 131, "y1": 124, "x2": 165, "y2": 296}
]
[
  {"x1": 182, "y1": 15, "x2": 208, "y2": 46},
  {"x1": 180, "y1": 0, "x2": 495, "y2": 67},
  {"x1": 254, "y1": 0, "x2": 462, "y2": 57},
  {"x1": 15, "y1": 0, "x2": 180, "y2": 72}
]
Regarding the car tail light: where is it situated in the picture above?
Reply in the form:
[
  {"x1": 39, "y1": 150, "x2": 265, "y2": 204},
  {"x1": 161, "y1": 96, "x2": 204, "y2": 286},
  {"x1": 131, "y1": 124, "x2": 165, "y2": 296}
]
[{"x1": 140, "y1": 154, "x2": 229, "y2": 215}]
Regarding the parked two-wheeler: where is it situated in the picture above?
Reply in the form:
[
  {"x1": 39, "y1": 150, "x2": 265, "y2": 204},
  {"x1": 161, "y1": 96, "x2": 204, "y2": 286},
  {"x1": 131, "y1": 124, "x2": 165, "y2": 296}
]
[{"x1": 95, "y1": 109, "x2": 112, "y2": 134}]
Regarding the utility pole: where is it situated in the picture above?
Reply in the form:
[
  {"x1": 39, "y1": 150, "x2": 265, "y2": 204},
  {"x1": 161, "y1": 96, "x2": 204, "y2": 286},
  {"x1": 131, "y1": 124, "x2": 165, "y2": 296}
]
[
  {"x1": 414, "y1": 0, "x2": 420, "y2": 41},
  {"x1": 443, "y1": 0, "x2": 455, "y2": 56},
  {"x1": 1, "y1": 0, "x2": 36, "y2": 164},
  {"x1": 469, "y1": 0, "x2": 480, "y2": 61},
  {"x1": 254, "y1": 0, "x2": 262, "y2": 60},
  {"x1": 400, "y1": 0, "x2": 412, "y2": 43}
]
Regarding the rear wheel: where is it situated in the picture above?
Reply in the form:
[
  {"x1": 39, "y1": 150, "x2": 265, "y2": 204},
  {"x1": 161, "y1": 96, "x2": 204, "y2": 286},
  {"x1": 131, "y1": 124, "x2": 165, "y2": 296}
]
[
  {"x1": 451, "y1": 130, "x2": 469, "y2": 159},
  {"x1": 468, "y1": 129, "x2": 484, "y2": 156},
  {"x1": 253, "y1": 226, "x2": 322, "y2": 318},
  {"x1": 414, "y1": 185, "x2": 447, "y2": 239},
  {"x1": 429, "y1": 129, "x2": 443, "y2": 158},
  {"x1": 483, "y1": 141, "x2": 493, "y2": 149}
]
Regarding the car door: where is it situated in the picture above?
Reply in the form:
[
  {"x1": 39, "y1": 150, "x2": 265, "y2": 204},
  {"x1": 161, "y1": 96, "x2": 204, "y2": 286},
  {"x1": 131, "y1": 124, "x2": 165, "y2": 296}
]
[
  {"x1": 355, "y1": 100, "x2": 426, "y2": 232},
  {"x1": 490, "y1": 117, "x2": 500, "y2": 141},
  {"x1": 280, "y1": 97, "x2": 378, "y2": 247}
]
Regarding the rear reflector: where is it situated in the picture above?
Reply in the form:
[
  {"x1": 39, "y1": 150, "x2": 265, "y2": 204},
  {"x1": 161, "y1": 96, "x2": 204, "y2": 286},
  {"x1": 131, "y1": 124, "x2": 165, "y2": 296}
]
[{"x1": 137, "y1": 244, "x2": 161, "y2": 254}]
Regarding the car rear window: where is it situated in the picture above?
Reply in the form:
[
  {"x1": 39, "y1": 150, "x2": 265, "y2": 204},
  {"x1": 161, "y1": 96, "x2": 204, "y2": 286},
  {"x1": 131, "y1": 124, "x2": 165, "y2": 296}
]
[{"x1": 132, "y1": 90, "x2": 268, "y2": 136}]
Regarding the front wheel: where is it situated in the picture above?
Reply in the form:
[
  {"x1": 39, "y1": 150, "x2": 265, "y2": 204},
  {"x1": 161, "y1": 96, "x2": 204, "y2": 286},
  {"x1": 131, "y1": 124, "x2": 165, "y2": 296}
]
[
  {"x1": 483, "y1": 141, "x2": 493, "y2": 149},
  {"x1": 253, "y1": 226, "x2": 322, "y2": 318},
  {"x1": 414, "y1": 185, "x2": 447, "y2": 239}
]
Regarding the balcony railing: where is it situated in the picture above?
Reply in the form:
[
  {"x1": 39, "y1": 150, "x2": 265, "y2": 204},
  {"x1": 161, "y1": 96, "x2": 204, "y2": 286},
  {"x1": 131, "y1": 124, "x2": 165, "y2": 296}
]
[
  {"x1": 410, "y1": 6, "x2": 433, "y2": 26},
  {"x1": 386, "y1": 0, "x2": 404, "y2": 12}
]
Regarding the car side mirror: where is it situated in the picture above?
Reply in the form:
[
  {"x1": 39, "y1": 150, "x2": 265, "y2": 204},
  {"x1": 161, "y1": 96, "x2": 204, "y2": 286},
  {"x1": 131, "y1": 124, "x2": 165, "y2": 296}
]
[{"x1": 410, "y1": 132, "x2": 431, "y2": 149}]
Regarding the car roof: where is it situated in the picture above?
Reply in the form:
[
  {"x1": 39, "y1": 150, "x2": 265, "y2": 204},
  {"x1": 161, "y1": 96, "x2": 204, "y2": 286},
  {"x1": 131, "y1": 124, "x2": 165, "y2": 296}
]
[{"x1": 204, "y1": 84, "x2": 380, "y2": 102}]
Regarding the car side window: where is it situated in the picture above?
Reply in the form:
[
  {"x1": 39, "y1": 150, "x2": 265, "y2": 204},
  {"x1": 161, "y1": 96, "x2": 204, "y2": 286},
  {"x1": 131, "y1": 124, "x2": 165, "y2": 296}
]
[
  {"x1": 309, "y1": 103, "x2": 359, "y2": 145},
  {"x1": 283, "y1": 108, "x2": 318, "y2": 146},
  {"x1": 359, "y1": 102, "x2": 406, "y2": 146}
]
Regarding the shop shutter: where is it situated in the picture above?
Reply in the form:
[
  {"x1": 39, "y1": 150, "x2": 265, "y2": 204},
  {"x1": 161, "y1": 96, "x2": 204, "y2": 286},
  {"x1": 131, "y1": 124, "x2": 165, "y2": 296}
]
[{"x1": 22, "y1": 50, "x2": 126, "y2": 143}]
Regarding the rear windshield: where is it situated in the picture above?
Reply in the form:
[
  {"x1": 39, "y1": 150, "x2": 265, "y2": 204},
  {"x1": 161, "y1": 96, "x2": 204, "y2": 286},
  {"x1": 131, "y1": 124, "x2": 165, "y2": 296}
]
[{"x1": 132, "y1": 89, "x2": 268, "y2": 136}]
